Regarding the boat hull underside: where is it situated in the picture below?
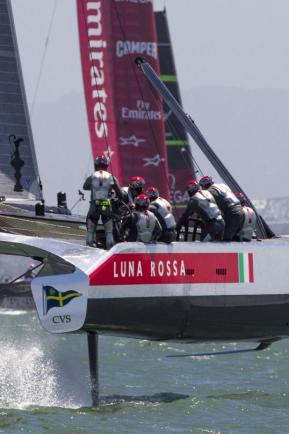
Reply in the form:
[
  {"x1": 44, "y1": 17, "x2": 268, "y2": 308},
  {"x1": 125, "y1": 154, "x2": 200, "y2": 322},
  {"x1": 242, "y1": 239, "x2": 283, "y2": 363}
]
[{"x1": 84, "y1": 295, "x2": 289, "y2": 341}]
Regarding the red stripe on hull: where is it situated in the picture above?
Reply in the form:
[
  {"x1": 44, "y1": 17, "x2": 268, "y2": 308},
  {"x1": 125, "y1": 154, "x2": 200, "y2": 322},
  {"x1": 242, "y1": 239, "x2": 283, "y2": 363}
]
[
  {"x1": 248, "y1": 252, "x2": 254, "y2": 283},
  {"x1": 89, "y1": 253, "x2": 242, "y2": 286}
]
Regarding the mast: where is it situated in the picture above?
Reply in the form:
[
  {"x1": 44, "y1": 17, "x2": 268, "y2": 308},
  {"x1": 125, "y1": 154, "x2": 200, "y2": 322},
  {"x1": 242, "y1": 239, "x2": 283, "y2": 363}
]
[
  {"x1": 155, "y1": 9, "x2": 195, "y2": 215},
  {"x1": 0, "y1": 0, "x2": 43, "y2": 201},
  {"x1": 136, "y1": 58, "x2": 272, "y2": 239}
]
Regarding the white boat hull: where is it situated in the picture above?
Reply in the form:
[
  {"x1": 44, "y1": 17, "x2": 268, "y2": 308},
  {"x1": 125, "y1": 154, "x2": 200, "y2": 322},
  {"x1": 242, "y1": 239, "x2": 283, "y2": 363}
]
[{"x1": 1, "y1": 233, "x2": 289, "y2": 342}]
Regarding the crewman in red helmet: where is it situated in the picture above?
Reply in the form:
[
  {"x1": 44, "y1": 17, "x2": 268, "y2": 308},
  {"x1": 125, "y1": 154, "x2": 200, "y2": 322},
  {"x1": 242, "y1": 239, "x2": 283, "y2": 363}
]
[
  {"x1": 122, "y1": 176, "x2": 145, "y2": 206},
  {"x1": 176, "y1": 179, "x2": 224, "y2": 241},
  {"x1": 199, "y1": 176, "x2": 244, "y2": 241},
  {"x1": 120, "y1": 193, "x2": 162, "y2": 243},
  {"x1": 145, "y1": 186, "x2": 176, "y2": 243}
]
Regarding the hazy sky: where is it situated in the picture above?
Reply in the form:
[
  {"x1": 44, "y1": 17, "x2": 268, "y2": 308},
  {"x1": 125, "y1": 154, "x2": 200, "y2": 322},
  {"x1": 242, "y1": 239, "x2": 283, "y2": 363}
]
[
  {"x1": 12, "y1": 0, "x2": 289, "y2": 100},
  {"x1": 10, "y1": 0, "x2": 289, "y2": 212}
]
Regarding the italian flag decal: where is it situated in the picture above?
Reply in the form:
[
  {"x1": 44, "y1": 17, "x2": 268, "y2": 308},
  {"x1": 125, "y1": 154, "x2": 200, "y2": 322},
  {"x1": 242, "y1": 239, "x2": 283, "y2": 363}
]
[{"x1": 238, "y1": 253, "x2": 254, "y2": 283}]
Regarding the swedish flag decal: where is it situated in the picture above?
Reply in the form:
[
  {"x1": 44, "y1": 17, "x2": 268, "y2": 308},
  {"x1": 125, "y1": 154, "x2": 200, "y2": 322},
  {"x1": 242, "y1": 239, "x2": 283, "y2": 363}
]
[{"x1": 42, "y1": 285, "x2": 81, "y2": 315}]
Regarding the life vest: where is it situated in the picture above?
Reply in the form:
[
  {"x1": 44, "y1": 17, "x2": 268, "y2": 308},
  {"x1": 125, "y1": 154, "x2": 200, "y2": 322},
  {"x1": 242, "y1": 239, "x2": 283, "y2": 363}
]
[
  {"x1": 210, "y1": 183, "x2": 240, "y2": 209},
  {"x1": 237, "y1": 206, "x2": 256, "y2": 241},
  {"x1": 91, "y1": 170, "x2": 114, "y2": 201},
  {"x1": 135, "y1": 210, "x2": 157, "y2": 243},
  {"x1": 194, "y1": 190, "x2": 222, "y2": 221},
  {"x1": 150, "y1": 197, "x2": 176, "y2": 229}
]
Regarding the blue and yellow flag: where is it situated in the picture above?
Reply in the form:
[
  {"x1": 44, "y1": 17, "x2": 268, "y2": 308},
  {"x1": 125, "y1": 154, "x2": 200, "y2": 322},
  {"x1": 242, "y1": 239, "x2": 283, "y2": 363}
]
[{"x1": 43, "y1": 286, "x2": 81, "y2": 314}]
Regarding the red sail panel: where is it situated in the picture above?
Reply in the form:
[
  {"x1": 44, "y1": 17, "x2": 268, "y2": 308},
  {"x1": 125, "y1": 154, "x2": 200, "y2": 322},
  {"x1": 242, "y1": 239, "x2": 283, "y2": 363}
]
[
  {"x1": 77, "y1": 0, "x2": 169, "y2": 199},
  {"x1": 77, "y1": 1, "x2": 122, "y2": 180}
]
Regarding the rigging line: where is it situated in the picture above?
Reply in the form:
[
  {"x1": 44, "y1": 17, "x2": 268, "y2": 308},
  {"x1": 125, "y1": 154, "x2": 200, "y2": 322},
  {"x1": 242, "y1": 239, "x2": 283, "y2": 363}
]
[
  {"x1": 140, "y1": 73, "x2": 204, "y2": 183},
  {"x1": 112, "y1": 2, "x2": 202, "y2": 212},
  {"x1": 84, "y1": 151, "x2": 93, "y2": 180},
  {"x1": 112, "y1": 2, "x2": 171, "y2": 195},
  {"x1": 152, "y1": 9, "x2": 198, "y2": 177},
  {"x1": 78, "y1": 0, "x2": 114, "y2": 176},
  {"x1": 151, "y1": 83, "x2": 200, "y2": 176},
  {"x1": 161, "y1": 101, "x2": 204, "y2": 177},
  {"x1": 30, "y1": 0, "x2": 58, "y2": 117}
]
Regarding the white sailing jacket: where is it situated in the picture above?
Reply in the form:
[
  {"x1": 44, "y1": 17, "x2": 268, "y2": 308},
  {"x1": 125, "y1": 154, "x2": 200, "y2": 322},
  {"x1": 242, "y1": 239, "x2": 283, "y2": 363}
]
[
  {"x1": 237, "y1": 206, "x2": 257, "y2": 241},
  {"x1": 193, "y1": 190, "x2": 222, "y2": 220},
  {"x1": 135, "y1": 210, "x2": 159, "y2": 242},
  {"x1": 91, "y1": 170, "x2": 115, "y2": 201},
  {"x1": 149, "y1": 197, "x2": 176, "y2": 229}
]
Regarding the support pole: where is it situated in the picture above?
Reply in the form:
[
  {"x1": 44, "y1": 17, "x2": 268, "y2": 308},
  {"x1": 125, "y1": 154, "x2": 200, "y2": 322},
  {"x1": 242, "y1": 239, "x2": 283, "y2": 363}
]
[
  {"x1": 135, "y1": 57, "x2": 273, "y2": 239},
  {"x1": 87, "y1": 332, "x2": 99, "y2": 406}
]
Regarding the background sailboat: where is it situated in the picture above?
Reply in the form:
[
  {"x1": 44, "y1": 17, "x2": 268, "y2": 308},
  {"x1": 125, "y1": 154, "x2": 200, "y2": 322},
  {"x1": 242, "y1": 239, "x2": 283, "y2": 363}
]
[
  {"x1": 0, "y1": 0, "x2": 42, "y2": 203},
  {"x1": 0, "y1": 0, "x2": 87, "y2": 241}
]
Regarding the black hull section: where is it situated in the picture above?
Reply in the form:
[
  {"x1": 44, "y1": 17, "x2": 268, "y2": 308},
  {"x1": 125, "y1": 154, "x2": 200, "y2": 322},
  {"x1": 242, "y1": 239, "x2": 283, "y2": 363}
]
[
  {"x1": 84, "y1": 295, "x2": 289, "y2": 342},
  {"x1": 0, "y1": 206, "x2": 86, "y2": 242}
]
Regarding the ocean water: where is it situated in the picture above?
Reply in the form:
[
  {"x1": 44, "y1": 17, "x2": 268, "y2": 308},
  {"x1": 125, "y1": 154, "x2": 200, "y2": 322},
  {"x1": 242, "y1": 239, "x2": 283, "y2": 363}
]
[{"x1": 0, "y1": 311, "x2": 289, "y2": 433}]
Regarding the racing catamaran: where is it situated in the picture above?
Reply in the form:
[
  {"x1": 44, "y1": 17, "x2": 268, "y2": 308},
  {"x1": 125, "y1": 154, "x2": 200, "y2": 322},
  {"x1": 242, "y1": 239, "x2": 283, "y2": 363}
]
[
  {"x1": 1, "y1": 0, "x2": 288, "y2": 407},
  {"x1": 0, "y1": 55, "x2": 285, "y2": 405},
  {"x1": 0, "y1": 0, "x2": 190, "y2": 305}
]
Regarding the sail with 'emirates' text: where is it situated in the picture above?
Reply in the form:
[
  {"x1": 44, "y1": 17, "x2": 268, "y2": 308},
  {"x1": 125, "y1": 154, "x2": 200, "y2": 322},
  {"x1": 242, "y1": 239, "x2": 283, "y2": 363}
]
[{"x1": 77, "y1": 0, "x2": 170, "y2": 199}]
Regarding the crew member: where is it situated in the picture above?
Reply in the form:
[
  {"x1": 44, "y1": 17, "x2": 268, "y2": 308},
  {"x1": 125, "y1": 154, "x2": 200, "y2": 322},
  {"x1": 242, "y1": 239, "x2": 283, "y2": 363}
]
[
  {"x1": 83, "y1": 155, "x2": 123, "y2": 249},
  {"x1": 122, "y1": 176, "x2": 145, "y2": 206},
  {"x1": 145, "y1": 186, "x2": 176, "y2": 243},
  {"x1": 176, "y1": 180, "x2": 225, "y2": 241},
  {"x1": 234, "y1": 192, "x2": 257, "y2": 241},
  {"x1": 199, "y1": 176, "x2": 244, "y2": 241},
  {"x1": 120, "y1": 193, "x2": 162, "y2": 243}
]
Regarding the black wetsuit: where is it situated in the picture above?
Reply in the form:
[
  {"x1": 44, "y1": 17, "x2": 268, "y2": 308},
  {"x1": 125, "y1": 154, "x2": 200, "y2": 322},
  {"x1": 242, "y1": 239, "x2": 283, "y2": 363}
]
[{"x1": 208, "y1": 184, "x2": 244, "y2": 241}]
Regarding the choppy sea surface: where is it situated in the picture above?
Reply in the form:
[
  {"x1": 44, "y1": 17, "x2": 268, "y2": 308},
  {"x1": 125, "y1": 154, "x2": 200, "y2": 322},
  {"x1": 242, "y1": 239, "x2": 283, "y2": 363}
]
[{"x1": 0, "y1": 310, "x2": 289, "y2": 434}]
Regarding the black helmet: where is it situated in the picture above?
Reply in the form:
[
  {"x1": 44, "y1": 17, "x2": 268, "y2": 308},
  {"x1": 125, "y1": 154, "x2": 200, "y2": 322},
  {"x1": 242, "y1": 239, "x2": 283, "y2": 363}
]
[
  {"x1": 134, "y1": 194, "x2": 150, "y2": 210},
  {"x1": 199, "y1": 175, "x2": 213, "y2": 189},
  {"x1": 145, "y1": 186, "x2": 159, "y2": 201},
  {"x1": 186, "y1": 179, "x2": 200, "y2": 195},
  {"x1": 128, "y1": 176, "x2": 145, "y2": 196},
  {"x1": 94, "y1": 155, "x2": 109, "y2": 170}
]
